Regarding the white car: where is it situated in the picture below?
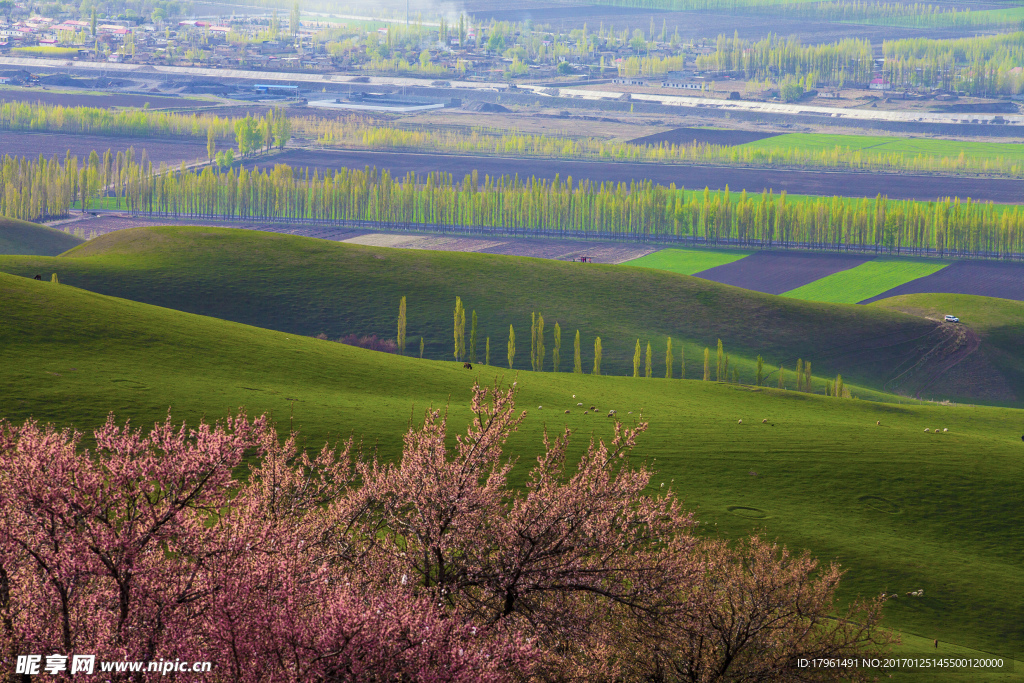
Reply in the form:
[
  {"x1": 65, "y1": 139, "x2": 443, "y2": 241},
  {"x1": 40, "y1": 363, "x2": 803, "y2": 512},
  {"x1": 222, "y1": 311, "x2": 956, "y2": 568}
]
[{"x1": 944, "y1": 315, "x2": 960, "y2": 323}]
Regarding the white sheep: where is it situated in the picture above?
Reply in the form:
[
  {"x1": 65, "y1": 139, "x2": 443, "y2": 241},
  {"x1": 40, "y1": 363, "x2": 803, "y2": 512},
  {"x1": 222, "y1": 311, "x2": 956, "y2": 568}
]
[
  {"x1": 608, "y1": 410, "x2": 617, "y2": 415},
  {"x1": 943, "y1": 428, "x2": 948, "y2": 432},
  {"x1": 924, "y1": 428, "x2": 930, "y2": 432},
  {"x1": 577, "y1": 402, "x2": 583, "y2": 407},
  {"x1": 538, "y1": 406, "x2": 543, "y2": 409},
  {"x1": 737, "y1": 419, "x2": 743, "y2": 424},
  {"x1": 876, "y1": 421, "x2": 880, "y2": 426},
  {"x1": 762, "y1": 418, "x2": 768, "y2": 424}
]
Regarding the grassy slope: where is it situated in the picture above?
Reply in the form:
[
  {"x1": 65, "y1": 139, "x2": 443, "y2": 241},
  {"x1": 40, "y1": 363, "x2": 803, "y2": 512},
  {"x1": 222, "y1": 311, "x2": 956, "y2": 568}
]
[
  {"x1": 0, "y1": 226, "x2": 953, "y2": 401},
  {"x1": 0, "y1": 217, "x2": 84, "y2": 256},
  {"x1": 741, "y1": 133, "x2": 1024, "y2": 164},
  {"x1": 620, "y1": 247, "x2": 751, "y2": 275},
  {"x1": 781, "y1": 258, "x2": 950, "y2": 304},
  {"x1": 871, "y1": 293, "x2": 1024, "y2": 402},
  {"x1": 1, "y1": 271, "x2": 1022, "y2": 677}
]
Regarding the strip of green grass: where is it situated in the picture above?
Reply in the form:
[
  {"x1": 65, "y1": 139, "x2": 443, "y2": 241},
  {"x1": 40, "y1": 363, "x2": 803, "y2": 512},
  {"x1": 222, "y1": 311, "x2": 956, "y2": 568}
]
[
  {"x1": 622, "y1": 247, "x2": 751, "y2": 275},
  {"x1": 741, "y1": 133, "x2": 1024, "y2": 166},
  {"x1": 781, "y1": 259, "x2": 949, "y2": 304},
  {"x1": 2, "y1": 271, "x2": 1023, "y2": 671}
]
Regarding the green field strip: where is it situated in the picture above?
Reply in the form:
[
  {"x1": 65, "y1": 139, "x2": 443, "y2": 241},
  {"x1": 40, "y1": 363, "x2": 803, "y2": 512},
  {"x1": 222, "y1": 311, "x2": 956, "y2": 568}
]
[
  {"x1": 781, "y1": 259, "x2": 949, "y2": 304},
  {"x1": 621, "y1": 247, "x2": 752, "y2": 274},
  {"x1": 740, "y1": 133, "x2": 1024, "y2": 165}
]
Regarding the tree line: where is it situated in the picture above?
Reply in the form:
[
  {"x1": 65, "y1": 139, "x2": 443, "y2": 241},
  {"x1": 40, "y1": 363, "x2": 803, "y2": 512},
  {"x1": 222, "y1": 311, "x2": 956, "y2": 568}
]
[
  {"x1": 304, "y1": 116, "x2": 1024, "y2": 179},
  {"x1": 697, "y1": 31, "x2": 1024, "y2": 95}
]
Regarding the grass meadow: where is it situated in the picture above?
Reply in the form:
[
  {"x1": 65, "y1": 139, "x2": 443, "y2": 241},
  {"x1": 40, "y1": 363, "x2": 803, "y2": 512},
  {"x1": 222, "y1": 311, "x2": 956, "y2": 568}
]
[
  {"x1": 781, "y1": 258, "x2": 950, "y2": 304},
  {"x1": 1, "y1": 270, "x2": 1023, "y2": 680}
]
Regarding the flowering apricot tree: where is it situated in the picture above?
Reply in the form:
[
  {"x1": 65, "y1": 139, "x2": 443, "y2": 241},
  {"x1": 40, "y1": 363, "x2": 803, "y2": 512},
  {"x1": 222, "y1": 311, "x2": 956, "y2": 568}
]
[{"x1": 0, "y1": 382, "x2": 891, "y2": 681}]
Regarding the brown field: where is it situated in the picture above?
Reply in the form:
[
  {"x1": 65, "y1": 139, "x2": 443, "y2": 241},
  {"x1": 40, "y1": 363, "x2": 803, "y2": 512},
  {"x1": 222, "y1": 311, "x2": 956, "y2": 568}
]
[
  {"x1": 0, "y1": 87, "x2": 206, "y2": 109},
  {"x1": 247, "y1": 148, "x2": 1024, "y2": 204},
  {"x1": 0, "y1": 132, "x2": 209, "y2": 165},
  {"x1": 860, "y1": 260, "x2": 1024, "y2": 303},
  {"x1": 694, "y1": 251, "x2": 870, "y2": 294},
  {"x1": 628, "y1": 127, "x2": 780, "y2": 146}
]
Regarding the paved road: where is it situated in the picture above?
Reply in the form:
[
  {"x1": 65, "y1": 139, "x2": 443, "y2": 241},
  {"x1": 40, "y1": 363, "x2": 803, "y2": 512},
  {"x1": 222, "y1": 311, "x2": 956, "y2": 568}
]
[{"x1": 250, "y1": 149, "x2": 1024, "y2": 204}]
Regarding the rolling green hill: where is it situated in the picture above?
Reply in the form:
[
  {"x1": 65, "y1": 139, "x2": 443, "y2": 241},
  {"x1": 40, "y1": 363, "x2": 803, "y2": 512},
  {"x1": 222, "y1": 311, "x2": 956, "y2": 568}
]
[
  {"x1": 0, "y1": 217, "x2": 84, "y2": 256},
  {"x1": 871, "y1": 293, "x2": 1024, "y2": 405},
  {"x1": 0, "y1": 225, "x2": 980, "y2": 403},
  {"x1": 1, "y1": 271, "x2": 1022, "y2": 678}
]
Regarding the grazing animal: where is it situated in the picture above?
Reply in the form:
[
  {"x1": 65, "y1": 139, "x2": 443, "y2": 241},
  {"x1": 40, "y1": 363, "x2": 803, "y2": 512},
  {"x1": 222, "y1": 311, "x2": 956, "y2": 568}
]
[
  {"x1": 590, "y1": 406, "x2": 596, "y2": 411},
  {"x1": 943, "y1": 428, "x2": 948, "y2": 432},
  {"x1": 538, "y1": 406, "x2": 543, "y2": 410},
  {"x1": 762, "y1": 419, "x2": 768, "y2": 424},
  {"x1": 463, "y1": 362, "x2": 473, "y2": 369},
  {"x1": 564, "y1": 410, "x2": 570, "y2": 414},
  {"x1": 33, "y1": 274, "x2": 41, "y2": 280},
  {"x1": 737, "y1": 419, "x2": 743, "y2": 424},
  {"x1": 924, "y1": 428, "x2": 930, "y2": 432},
  {"x1": 577, "y1": 403, "x2": 583, "y2": 407},
  {"x1": 876, "y1": 421, "x2": 880, "y2": 426},
  {"x1": 608, "y1": 410, "x2": 617, "y2": 415},
  {"x1": 583, "y1": 411, "x2": 588, "y2": 415}
]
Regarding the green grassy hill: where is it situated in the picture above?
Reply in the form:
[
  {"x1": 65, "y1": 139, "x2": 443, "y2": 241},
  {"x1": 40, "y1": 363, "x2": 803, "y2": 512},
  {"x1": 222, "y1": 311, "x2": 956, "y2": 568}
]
[
  {"x1": 1, "y1": 271, "x2": 1022, "y2": 679},
  {"x1": 0, "y1": 217, "x2": 84, "y2": 256},
  {"x1": 871, "y1": 293, "x2": 1024, "y2": 405},
  {"x1": 0, "y1": 225, "x2": 985, "y2": 403}
]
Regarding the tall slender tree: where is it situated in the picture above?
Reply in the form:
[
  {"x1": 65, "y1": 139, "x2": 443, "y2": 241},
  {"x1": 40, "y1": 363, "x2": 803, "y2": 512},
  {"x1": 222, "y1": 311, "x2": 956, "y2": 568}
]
[
  {"x1": 633, "y1": 340, "x2": 642, "y2": 378},
  {"x1": 552, "y1": 323, "x2": 561, "y2": 373},
  {"x1": 420, "y1": 337, "x2": 425, "y2": 359},
  {"x1": 593, "y1": 337, "x2": 602, "y2": 376},
  {"x1": 537, "y1": 314, "x2": 545, "y2": 372},
  {"x1": 397, "y1": 296, "x2": 407, "y2": 355},
  {"x1": 207, "y1": 126, "x2": 216, "y2": 162},
  {"x1": 778, "y1": 365, "x2": 785, "y2": 389},
  {"x1": 645, "y1": 342, "x2": 653, "y2": 378},
  {"x1": 756, "y1": 355, "x2": 764, "y2": 386},
  {"x1": 507, "y1": 325, "x2": 516, "y2": 369},
  {"x1": 454, "y1": 297, "x2": 466, "y2": 362},
  {"x1": 531, "y1": 312, "x2": 537, "y2": 371},
  {"x1": 485, "y1": 337, "x2": 490, "y2": 366},
  {"x1": 716, "y1": 339, "x2": 725, "y2": 382},
  {"x1": 665, "y1": 337, "x2": 673, "y2": 379},
  {"x1": 573, "y1": 331, "x2": 582, "y2": 374},
  {"x1": 804, "y1": 361, "x2": 812, "y2": 393},
  {"x1": 470, "y1": 310, "x2": 478, "y2": 364},
  {"x1": 796, "y1": 359, "x2": 804, "y2": 391},
  {"x1": 703, "y1": 348, "x2": 711, "y2": 381}
]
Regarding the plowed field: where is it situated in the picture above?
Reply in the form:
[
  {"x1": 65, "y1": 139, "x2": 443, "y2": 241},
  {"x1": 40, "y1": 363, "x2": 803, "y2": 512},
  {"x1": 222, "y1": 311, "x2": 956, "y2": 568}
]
[
  {"x1": 0, "y1": 132, "x2": 209, "y2": 165},
  {"x1": 693, "y1": 251, "x2": 870, "y2": 294},
  {"x1": 860, "y1": 260, "x2": 1024, "y2": 303}
]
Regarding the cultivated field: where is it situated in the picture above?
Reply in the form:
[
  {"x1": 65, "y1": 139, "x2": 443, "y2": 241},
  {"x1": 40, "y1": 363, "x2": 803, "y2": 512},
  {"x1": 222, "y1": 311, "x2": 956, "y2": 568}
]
[
  {"x1": 0, "y1": 131, "x2": 210, "y2": 165},
  {"x1": 781, "y1": 258, "x2": 951, "y2": 304},
  {"x1": 628, "y1": 127, "x2": 780, "y2": 146},
  {"x1": 0, "y1": 86, "x2": 205, "y2": 109},
  {"x1": 741, "y1": 133, "x2": 1024, "y2": 165},
  {"x1": 693, "y1": 251, "x2": 871, "y2": 294},
  {"x1": 861, "y1": 260, "x2": 1024, "y2": 303},
  {"x1": 623, "y1": 247, "x2": 751, "y2": 274},
  {"x1": 246, "y1": 148, "x2": 1024, "y2": 203}
]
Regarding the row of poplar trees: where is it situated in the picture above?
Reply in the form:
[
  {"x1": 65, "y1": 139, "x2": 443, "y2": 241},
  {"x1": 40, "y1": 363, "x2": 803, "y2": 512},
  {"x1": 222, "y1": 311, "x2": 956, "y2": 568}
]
[{"x1": 397, "y1": 297, "x2": 851, "y2": 396}]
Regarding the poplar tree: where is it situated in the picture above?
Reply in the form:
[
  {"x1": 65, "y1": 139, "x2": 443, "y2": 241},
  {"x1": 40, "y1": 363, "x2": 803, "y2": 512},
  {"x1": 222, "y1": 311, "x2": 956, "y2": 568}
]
[
  {"x1": 805, "y1": 361, "x2": 812, "y2": 393},
  {"x1": 453, "y1": 298, "x2": 465, "y2": 361},
  {"x1": 835, "y1": 373, "x2": 845, "y2": 398},
  {"x1": 796, "y1": 359, "x2": 804, "y2": 391},
  {"x1": 732, "y1": 367, "x2": 739, "y2": 384},
  {"x1": 508, "y1": 325, "x2": 516, "y2": 369},
  {"x1": 703, "y1": 348, "x2": 710, "y2": 381},
  {"x1": 716, "y1": 339, "x2": 724, "y2": 382},
  {"x1": 552, "y1": 323, "x2": 561, "y2": 373},
  {"x1": 665, "y1": 337, "x2": 673, "y2": 379},
  {"x1": 778, "y1": 365, "x2": 785, "y2": 389},
  {"x1": 756, "y1": 355, "x2": 764, "y2": 386},
  {"x1": 573, "y1": 331, "x2": 582, "y2": 374},
  {"x1": 485, "y1": 337, "x2": 490, "y2": 366},
  {"x1": 207, "y1": 127, "x2": 216, "y2": 162},
  {"x1": 420, "y1": 337, "x2": 424, "y2": 359},
  {"x1": 633, "y1": 340, "x2": 642, "y2": 378},
  {"x1": 593, "y1": 337, "x2": 602, "y2": 375},
  {"x1": 723, "y1": 354, "x2": 729, "y2": 383},
  {"x1": 530, "y1": 312, "x2": 537, "y2": 371},
  {"x1": 470, "y1": 310, "x2": 478, "y2": 364},
  {"x1": 397, "y1": 296, "x2": 407, "y2": 355},
  {"x1": 537, "y1": 314, "x2": 545, "y2": 372},
  {"x1": 645, "y1": 342, "x2": 652, "y2": 378}
]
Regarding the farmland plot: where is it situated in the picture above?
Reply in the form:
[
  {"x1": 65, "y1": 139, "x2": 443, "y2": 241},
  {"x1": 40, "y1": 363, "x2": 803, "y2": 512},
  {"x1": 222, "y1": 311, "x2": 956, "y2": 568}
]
[{"x1": 781, "y1": 258, "x2": 950, "y2": 304}]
